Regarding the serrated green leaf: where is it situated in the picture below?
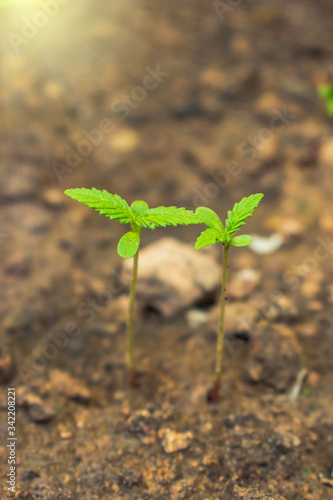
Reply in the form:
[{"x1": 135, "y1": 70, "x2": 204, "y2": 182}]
[
  {"x1": 117, "y1": 231, "x2": 140, "y2": 258},
  {"x1": 138, "y1": 206, "x2": 198, "y2": 229},
  {"x1": 229, "y1": 234, "x2": 252, "y2": 247},
  {"x1": 225, "y1": 193, "x2": 263, "y2": 238},
  {"x1": 64, "y1": 188, "x2": 133, "y2": 224},
  {"x1": 196, "y1": 207, "x2": 224, "y2": 230},
  {"x1": 131, "y1": 200, "x2": 149, "y2": 217},
  {"x1": 195, "y1": 228, "x2": 222, "y2": 250}
]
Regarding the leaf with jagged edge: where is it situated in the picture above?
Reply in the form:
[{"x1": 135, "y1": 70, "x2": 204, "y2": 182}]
[
  {"x1": 65, "y1": 189, "x2": 199, "y2": 231},
  {"x1": 64, "y1": 188, "x2": 133, "y2": 224},
  {"x1": 225, "y1": 193, "x2": 264, "y2": 239},
  {"x1": 137, "y1": 206, "x2": 199, "y2": 229},
  {"x1": 195, "y1": 228, "x2": 222, "y2": 250}
]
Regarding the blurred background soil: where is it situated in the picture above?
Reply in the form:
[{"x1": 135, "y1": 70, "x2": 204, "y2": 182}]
[{"x1": 1, "y1": 0, "x2": 333, "y2": 498}]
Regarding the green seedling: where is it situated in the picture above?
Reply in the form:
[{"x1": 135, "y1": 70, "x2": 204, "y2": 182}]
[
  {"x1": 194, "y1": 193, "x2": 264, "y2": 401},
  {"x1": 64, "y1": 187, "x2": 197, "y2": 386},
  {"x1": 317, "y1": 82, "x2": 333, "y2": 116}
]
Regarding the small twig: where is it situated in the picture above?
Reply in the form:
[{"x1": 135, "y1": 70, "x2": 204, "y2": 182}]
[
  {"x1": 287, "y1": 368, "x2": 308, "y2": 400},
  {"x1": 319, "y1": 475, "x2": 333, "y2": 488}
]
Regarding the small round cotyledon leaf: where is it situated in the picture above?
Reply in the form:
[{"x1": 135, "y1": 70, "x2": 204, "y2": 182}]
[
  {"x1": 131, "y1": 200, "x2": 149, "y2": 217},
  {"x1": 196, "y1": 207, "x2": 224, "y2": 230},
  {"x1": 117, "y1": 231, "x2": 140, "y2": 258},
  {"x1": 229, "y1": 234, "x2": 252, "y2": 247}
]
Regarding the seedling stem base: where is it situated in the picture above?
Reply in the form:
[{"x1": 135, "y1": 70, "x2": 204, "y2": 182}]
[
  {"x1": 212, "y1": 244, "x2": 229, "y2": 401},
  {"x1": 127, "y1": 248, "x2": 139, "y2": 386}
]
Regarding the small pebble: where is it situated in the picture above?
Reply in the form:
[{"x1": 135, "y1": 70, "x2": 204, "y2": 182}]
[
  {"x1": 41, "y1": 188, "x2": 65, "y2": 209},
  {"x1": 17, "y1": 387, "x2": 55, "y2": 423},
  {"x1": 297, "y1": 323, "x2": 317, "y2": 338},
  {"x1": 301, "y1": 279, "x2": 320, "y2": 299},
  {"x1": 158, "y1": 428, "x2": 193, "y2": 453},
  {"x1": 60, "y1": 429, "x2": 72, "y2": 440},
  {"x1": 126, "y1": 410, "x2": 157, "y2": 435},
  {"x1": 249, "y1": 233, "x2": 284, "y2": 255},
  {"x1": 49, "y1": 369, "x2": 91, "y2": 402},
  {"x1": 108, "y1": 129, "x2": 139, "y2": 152},
  {"x1": 186, "y1": 309, "x2": 209, "y2": 328},
  {"x1": 319, "y1": 212, "x2": 333, "y2": 233},
  {"x1": 307, "y1": 371, "x2": 320, "y2": 388},
  {"x1": 199, "y1": 67, "x2": 225, "y2": 89},
  {"x1": 28, "y1": 402, "x2": 56, "y2": 423},
  {"x1": 4, "y1": 251, "x2": 32, "y2": 277}
]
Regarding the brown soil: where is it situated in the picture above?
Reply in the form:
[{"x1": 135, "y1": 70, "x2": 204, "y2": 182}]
[{"x1": 1, "y1": 0, "x2": 333, "y2": 499}]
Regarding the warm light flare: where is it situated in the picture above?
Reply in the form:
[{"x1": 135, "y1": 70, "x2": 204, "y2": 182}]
[{"x1": 0, "y1": 0, "x2": 41, "y2": 8}]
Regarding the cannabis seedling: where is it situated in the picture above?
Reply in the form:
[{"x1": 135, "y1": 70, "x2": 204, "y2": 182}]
[
  {"x1": 64, "y1": 188, "x2": 197, "y2": 386},
  {"x1": 317, "y1": 82, "x2": 333, "y2": 116},
  {"x1": 194, "y1": 193, "x2": 264, "y2": 401}
]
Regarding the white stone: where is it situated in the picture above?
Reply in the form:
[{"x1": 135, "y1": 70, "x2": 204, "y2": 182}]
[
  {"x1": 121, "y1": 238, "x2": 220, "y2": 318},
  {"x1": 249, "y1": 233, "x2": 284, "y2": 255}
]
